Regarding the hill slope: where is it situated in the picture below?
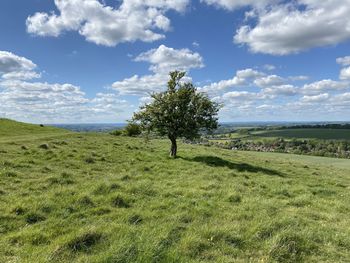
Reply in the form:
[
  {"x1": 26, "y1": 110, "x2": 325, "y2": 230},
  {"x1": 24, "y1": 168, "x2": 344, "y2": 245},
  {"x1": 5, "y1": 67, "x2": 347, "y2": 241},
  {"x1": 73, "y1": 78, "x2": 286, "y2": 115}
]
[
  {"x1": 0, "y1": 125, "x2": 350, "y2": 262},
  {"x1": 0, "y1": 119, "x2": 70, "y2": 142}
]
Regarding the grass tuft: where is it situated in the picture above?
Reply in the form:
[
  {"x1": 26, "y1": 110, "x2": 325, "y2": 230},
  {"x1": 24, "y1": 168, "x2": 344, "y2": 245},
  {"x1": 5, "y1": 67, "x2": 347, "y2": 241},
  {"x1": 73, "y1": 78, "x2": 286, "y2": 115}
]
[
  {"x1": 111, "y1": 196, "x2": 130, "y2": 208},
  {"x1": 269, "y1": 232, "x2": 316, "y2": 262},
  {"x1": 128, "y1": 214, "x2": 143, "y2": 225},
  {"x1": 3, "y1": 170, "x2": 18, "y2": 177},
  {"x1": 25, "y1": 213, "x2": 46, "y2": 224},
  {"x1": 66, "y1": 231, "x2": 103, "y2": 252},
  {"x1": 77, "y1": 196, "x2": 95, "y2": 207},
  {"x1": 228, "y1": 194, "x2": 242, "y2": 204},
  {"x1": 12, "y1": 207, "x2": 26, "y2": 215},
  {"x1": 85, "y1": 156, "x2": 95, "y2": 164},
  {"x1": 38, "y1": 143, "x2": 49, "y2": 149}
]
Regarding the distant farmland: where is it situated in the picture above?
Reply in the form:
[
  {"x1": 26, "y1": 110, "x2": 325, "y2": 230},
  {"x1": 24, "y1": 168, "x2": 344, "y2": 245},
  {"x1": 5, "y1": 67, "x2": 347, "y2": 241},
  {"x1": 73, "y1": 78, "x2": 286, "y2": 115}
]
[{"x1": 252, "y1": 128, "x2": 350, "y2": 140}]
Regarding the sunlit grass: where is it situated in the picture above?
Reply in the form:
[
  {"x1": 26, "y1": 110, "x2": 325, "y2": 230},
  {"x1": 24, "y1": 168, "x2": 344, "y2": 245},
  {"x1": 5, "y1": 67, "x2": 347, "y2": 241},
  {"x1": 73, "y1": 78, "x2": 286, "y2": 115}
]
[{"x1": 1, "y1": 128, "x2": 350, "y2": 262}]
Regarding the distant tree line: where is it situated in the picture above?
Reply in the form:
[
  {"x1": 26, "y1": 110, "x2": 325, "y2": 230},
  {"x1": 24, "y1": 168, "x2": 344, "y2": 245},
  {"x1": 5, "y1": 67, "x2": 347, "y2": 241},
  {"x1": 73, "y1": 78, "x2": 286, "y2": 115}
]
[
  {"x1": 280, "y1": 124, "x2": 350, "y2": 129},
  {"x1": 206, "y1": 138, "x2": 350, "y2": 159}
]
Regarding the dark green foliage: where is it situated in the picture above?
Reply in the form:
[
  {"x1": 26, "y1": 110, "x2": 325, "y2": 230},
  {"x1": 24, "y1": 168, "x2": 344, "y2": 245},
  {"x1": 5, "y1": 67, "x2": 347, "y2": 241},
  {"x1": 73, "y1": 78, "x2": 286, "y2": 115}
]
[
  {"x1": 110, "y1": 130, "x2": 123, "y2": 136},
  {"x1": 124, "y1": 122, "x2": 142, "y2": 137},
  {"x1": 133, "y1": 71, "x2": 220, "y2": 157}
]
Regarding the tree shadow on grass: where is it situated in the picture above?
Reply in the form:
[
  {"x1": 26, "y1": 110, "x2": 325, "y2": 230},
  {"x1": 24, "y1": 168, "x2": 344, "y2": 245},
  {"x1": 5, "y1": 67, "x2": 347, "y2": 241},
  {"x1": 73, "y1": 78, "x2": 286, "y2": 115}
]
[{"x1": 182, "y1": 155, "x2": 284, "y2": 177}]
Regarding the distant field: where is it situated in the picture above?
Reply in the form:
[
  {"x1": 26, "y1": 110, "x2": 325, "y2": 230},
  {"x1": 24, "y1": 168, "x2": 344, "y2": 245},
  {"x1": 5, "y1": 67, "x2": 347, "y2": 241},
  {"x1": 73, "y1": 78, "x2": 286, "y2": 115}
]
[
  {"x1": 1, "y1": 120, "x2": 350, "y2": 262},
  {"x1": 243, "y1": 151, "x2": 350, "y2": 170},
  {"x1": 252, "y1": 128, "x2": 350, "y2": 140}
]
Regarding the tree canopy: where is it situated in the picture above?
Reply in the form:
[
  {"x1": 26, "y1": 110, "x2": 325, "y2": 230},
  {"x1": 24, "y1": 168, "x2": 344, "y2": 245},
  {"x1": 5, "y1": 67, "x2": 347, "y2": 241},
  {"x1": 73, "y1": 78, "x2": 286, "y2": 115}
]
[{"x1": 133, "y1": 71, "x2": 220, "y2": 157}]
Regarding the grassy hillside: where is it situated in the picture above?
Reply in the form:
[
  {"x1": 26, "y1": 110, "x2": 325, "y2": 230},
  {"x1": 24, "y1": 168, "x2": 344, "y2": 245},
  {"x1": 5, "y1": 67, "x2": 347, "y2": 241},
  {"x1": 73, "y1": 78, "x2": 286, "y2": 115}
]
[
  {"x1": 1, "y1": 124, "x2": 350, "y2": 262},
  {"x1": 0, "y1": 119, "x2": 69, "y2": 142},
  {"x1": 252, "y1": 128, "x2": 350, "y2": 140}
]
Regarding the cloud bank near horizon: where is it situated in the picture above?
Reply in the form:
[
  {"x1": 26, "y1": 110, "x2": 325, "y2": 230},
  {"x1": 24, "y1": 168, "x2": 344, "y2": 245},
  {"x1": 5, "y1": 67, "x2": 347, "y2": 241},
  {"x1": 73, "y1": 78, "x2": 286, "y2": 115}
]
[{"x1": 1, "y1": 49, "x2": 350, "y2": 123}]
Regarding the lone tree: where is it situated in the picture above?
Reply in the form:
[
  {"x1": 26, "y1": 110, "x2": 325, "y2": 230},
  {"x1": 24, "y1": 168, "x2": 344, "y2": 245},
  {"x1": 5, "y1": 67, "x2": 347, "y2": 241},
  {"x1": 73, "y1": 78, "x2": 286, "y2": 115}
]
[{"x1": 133, "y1": 71, "x2": 220, "y2": 158}]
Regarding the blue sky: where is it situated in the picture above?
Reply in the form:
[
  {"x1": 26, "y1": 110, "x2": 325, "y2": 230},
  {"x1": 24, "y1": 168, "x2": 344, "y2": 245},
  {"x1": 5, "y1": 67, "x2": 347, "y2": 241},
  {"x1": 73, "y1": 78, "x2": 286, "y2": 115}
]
[{"x1": 1, "y1": 0, "x2": 350, "y2": 123}]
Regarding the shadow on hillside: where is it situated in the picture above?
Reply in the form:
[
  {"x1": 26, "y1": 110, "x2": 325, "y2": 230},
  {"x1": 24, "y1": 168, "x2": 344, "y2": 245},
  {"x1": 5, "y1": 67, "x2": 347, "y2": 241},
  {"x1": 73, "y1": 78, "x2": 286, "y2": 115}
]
[{"x1": 182, "y1": 155, "x2": 284, "y2": 177}]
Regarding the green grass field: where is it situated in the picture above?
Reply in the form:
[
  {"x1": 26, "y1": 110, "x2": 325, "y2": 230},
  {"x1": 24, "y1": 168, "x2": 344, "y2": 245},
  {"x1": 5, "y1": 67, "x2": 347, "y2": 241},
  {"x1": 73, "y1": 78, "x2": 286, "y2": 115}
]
[
  {"x1": 252, "y1": 128, "x2": 350, "y2": 140},
  {"x1": 1, "y1": 120, "x2": 350, "y2": 262},
  {"x1": 0, "y1": 119, "x2": 70, "y2": 143}
]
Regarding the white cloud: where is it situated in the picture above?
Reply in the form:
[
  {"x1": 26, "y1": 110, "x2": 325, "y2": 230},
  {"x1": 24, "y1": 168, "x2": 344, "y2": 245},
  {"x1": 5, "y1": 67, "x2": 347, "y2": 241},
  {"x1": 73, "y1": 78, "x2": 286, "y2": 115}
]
[
  {"x1": 234, "y1": 0, "x2": 350, "y2": 55},
  {"x1": 0, "y1": 79, "x2": 132, "y2": 123},
  {"x1": 332, "y1": 92, "x2": 350, "y2": 104},
  {"x1": 192, "y1": 41, "x2": 200, "y2": 47},
  {"x1": 200, "y1": 68, "x2": 264, "y2": 94},
  {"x1": 200, "y1": 57, "x2": 350, "y2": 121},
  {"x1": 302, "y1": 79, "x2": 349, "y2": 95},
  {"x1": 337, "y1": 56, "x2": 350, "y2": 80},
  {"x1": 201, "y1": 0, "x2": 275, "y2": 11},
  {"x1": 112, "y1": 45, "x2": 203, "y2": 95},
  {"x1": 200, "y1": 69, "x2": 298, "y2": 100},
  {"x1": 0, "y1": 50, "x2": 132, "y2": 123},
  {"x1": 134, "y1": 44, "x2": 204, "y2": 73},
  {"x1": 200, "y1": 76, "x2": 244, "y2": 93},
  {"x1": 254, "y1": 75, "x2": 284, "y2": 87},
  {"x1": 236, "y1": 68, "x2": 264, "y2": 79},
  {"x1": 0, "y1": 51, "x2": 39, "y2": 80},
  {"x1": 289, "y1": 75, "x2": 309, "y2": 81},
  {"x1": 26, "y1": 0, "x2": 189, "y2": 46},
  {"x1": 336, "y1": 56, "x2": 350, "y2": 66},
  {"x1": 262, "y1": 84, "x2": 298, "y2": 97},
  {"x1": 112, "y1": 73, "x2": 168, "y2": 96},
  {"x1": 340, "y1": 67, "x2": 350, "y2": 80},
  {"x1": 217, "y1": 90, "x2": 269, "y2": 120},
  {"x1": 301, "y1": 93, "x2": 330, "y2": 103},
  {"x1": 222, "y1": 91, "x2": 258, "y2": 101},
  {"x1": 263, "y1": 64, "x2": 276, "y2": 71},
  {"x1": 256, "y1": 104, "x2": 279, "y2": 110},
  {"x1": 2, "y1": 71, "x2": 41, "y2": 80},
  {"x1": 0, "y1": 79, "x2": 87, "y2": 122}
]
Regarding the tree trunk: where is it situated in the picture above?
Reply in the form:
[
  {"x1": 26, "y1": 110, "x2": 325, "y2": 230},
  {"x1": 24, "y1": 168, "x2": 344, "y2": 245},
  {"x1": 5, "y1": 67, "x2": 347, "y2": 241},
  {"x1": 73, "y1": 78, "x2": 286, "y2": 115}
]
[{"x1": 169, "y1": 138, "x2": 177, "y2": 158}]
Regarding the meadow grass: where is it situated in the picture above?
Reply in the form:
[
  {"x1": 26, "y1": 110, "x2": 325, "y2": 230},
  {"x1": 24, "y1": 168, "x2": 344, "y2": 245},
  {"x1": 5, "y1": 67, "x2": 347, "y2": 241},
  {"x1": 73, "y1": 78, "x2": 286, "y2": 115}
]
[
  {"x1": 1, "y1": 124, "x2": 350, "y2": 262},
  {"x1": 0, "y1": 119, "x2": 70, "y2": 143}
]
